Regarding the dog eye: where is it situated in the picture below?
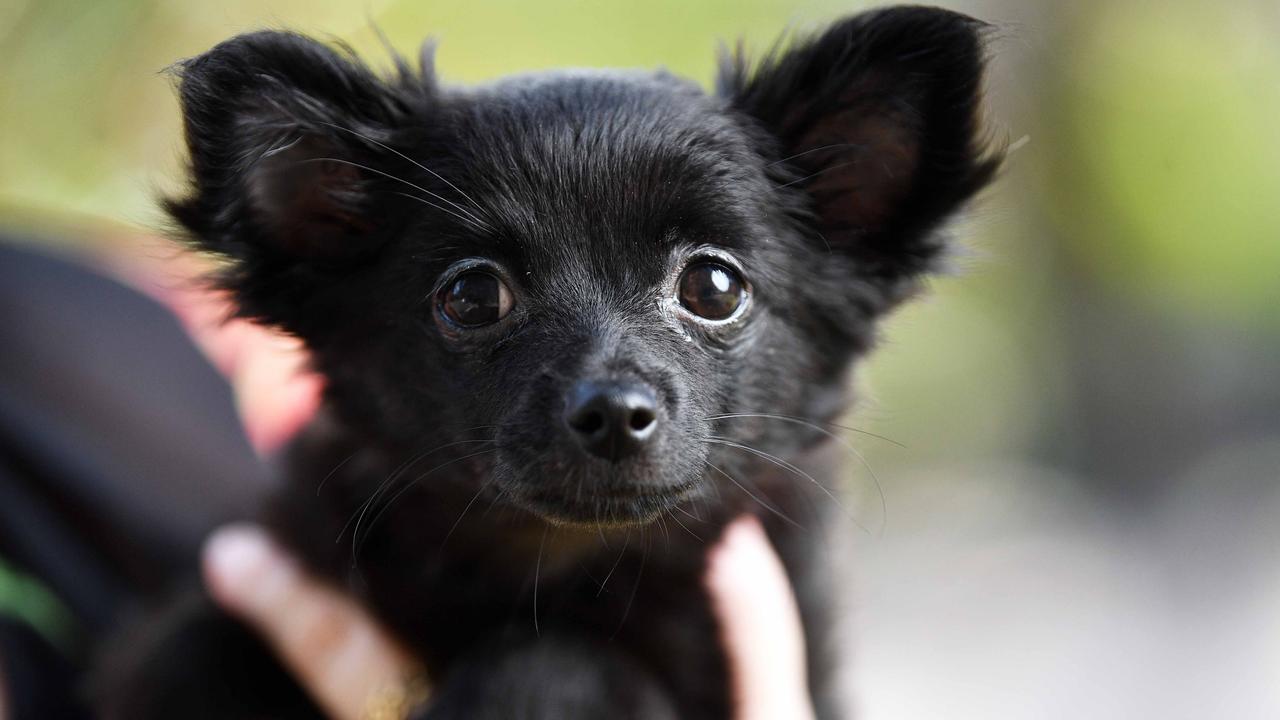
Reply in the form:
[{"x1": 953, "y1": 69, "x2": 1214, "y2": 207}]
[
  {"x1": 440, "y1": 271, "x2": 514, "y2": 327},
  {"x1": 678, "y1": 262, "x2": 745, "y2": 320}
]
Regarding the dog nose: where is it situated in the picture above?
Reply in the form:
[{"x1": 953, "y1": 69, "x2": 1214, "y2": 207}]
[{"x1": 564, "y1": 381, "x2": 658, "y2": 462}]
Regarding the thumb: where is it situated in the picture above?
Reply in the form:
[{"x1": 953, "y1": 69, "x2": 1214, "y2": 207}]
[
  {"x1": 202, "y1": 525, "x2": 422, "y2": 720},
  {"x1": 706, "y1": 515, "x2": 816, "y2": 720}
]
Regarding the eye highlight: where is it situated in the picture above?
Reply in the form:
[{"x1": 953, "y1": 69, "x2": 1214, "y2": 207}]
[
  {"x1": 677, "y1": 261, "x2": 746, "y2": 321},
  {"x1": 439, "y1": 271, "x2": 514, "y2": 327}
]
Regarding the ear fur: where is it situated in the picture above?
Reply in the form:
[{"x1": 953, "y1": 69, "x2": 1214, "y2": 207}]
[
  {"x1": 720, "y1": 6, "x2": 1002, "y2": 284},
  {"x1": 164, "y1": 31, "x2": 430, "y2": 323}
]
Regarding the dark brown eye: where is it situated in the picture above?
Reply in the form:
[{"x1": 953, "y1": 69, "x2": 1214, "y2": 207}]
[
  {"x1": 678, "y1": 262, "x2": 746, "y2": 320},
  {"x1": 440, "y1": 271, "x2": 514, "y2": 327}
]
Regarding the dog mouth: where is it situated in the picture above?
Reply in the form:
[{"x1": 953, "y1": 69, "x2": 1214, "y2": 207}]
[
  {"x1": 491, "y1": 408, "x2": 709, "y2": 526},
  {"x1": 514, "y1": 476, "x2": 701, "y2": 527}
]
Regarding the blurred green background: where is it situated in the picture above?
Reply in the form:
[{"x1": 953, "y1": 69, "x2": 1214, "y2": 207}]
[{"x1": 1, "y1": 0, "x2": 1278, "y2": 717}]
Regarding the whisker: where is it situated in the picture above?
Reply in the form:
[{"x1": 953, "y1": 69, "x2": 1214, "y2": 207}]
[
  {"x1": 666, "y1": 509, "x2": 702, "y2": 542},
  {"x1": 611, "y1": 533, "x2": 648, "y2": 639},
  {"x1": 296, "y1": 157, "x2": 490, "y2": 230},
  {"x1": 391, "y1": 191, "x2": 491, "y2": 232},
  {"x1": 318, "y1": 121, "x2": 492, "y2": 220},
  {"x1": 354, "y1": 447, "x2": 499, "y2": 564},
  {"x1": 441, "y1": 480, "x2": 494, "y2": 549},
  {"x1": 766, "y1": 142, "x2": 866, "y2": 168},
  {"x1": 704, "y1": 460, "x2": 802, "y2": 529},
  {"x1": 704, "y1": 437, "x2": 870, "y2": 535},
  {"x1": 574, "y1": 465, "x2": 585, "y2": 510},
  {"x1": 533, "y1": 524, "x2": 548, "y2": 637},
  {"x1": 705, "y1": 412, "x2": 891, "y2": 534},
  {"x1": 596, "y1": 531, "x2": 630, "y2": 597},
  {"x1": 775, "y1": 159, "x2": 861, "y2": 189},
  {"x1": 480, "y1": 485, "x2": 509, "y2": 520},
  {"x1": 315, "y1": 450, "x2": 361, "y2": 496},
  {"x1": 595, "y1": 502, "x2": 608, "y2": 547},
  {"x1": 261, "y1": 134, "x2": 303, "y2": 159},
  {"x1": 338, "y1": 436, "x2": 494, "y2": 544},
  {"x1": 704, "y1": 412, "x2": 905, "y2": 448},
  {"x1": 672, "y1": 503, "x2": 705, "y2": 524}
]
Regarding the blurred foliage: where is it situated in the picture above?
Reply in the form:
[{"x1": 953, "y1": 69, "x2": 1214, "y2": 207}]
[
  {"x1": 1045, "y1": 1, "x2": 1280, "y2": 328},
  {"x1": 3, "y1": 0, "x2": 1275, "y2": 330},
  {"x1": 0, "y1": 559, "x2": 75, "y2": 650},
  {"x1": 1, "y1": 0, "x2": 1277, "y2": 509},
  {"x1": 0, "y1": 0, "x2": 852, "y2": 235}
]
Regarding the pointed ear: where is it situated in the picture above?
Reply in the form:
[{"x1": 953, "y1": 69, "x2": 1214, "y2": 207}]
[
  {"x1": 166, "y1": 31, "x2": 426, "y2": 274},
  {"x1": 721, "y1": 7, "x2": 1001, "y2": 283}
]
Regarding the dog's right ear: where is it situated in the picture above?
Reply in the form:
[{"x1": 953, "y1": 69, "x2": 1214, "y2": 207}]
[
  {"x1": 166, "y1": 32, "x2": 428, "y2": 321},
  {"x1": 720, "y1": 7, "x2": 1001, "y2": 303}
]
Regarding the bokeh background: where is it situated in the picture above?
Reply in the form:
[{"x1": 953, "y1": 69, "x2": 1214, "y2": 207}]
[{"x1": 2, "y1": 0, "x2": 1278, "y2": 717}]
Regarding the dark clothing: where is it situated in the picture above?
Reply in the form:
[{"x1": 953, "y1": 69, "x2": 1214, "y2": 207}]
[{"x1": 0, "y1": 238, "x2": 267, "y2": 717}]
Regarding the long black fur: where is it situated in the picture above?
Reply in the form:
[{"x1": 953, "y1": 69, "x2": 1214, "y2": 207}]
[{"x1": 102, "y1": 6, "x2": 1000, "y2": 718}]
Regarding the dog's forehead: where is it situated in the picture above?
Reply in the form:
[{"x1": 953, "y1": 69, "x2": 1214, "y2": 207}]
[{"x1": 451, "y1": 71, "x2": 765, "y2": 260}]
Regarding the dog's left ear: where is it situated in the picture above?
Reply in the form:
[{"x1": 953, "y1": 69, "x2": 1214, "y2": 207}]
[
  {"x1": 721, "y1": 7, "x2": 1001, "y2": 286},
  {"x1": 164, "y1": 31, "x2": 435, "y2": 331}
]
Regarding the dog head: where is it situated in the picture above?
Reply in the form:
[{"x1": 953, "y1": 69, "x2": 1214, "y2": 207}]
[{"x1": 168, "y1": 7, "x2": 999, "y2": 525}]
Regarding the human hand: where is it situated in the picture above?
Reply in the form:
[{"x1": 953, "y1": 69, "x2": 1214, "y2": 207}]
[
  {"x1": 203, "y1": 515, "x2": 816, "y2": 720},
  {"x1": 203, "y1": 525, "x2": 423, "y2": 720},
  {"x1": 152, "y1": 257, "x2": 815, "y2": 719},
  {"x1": 707, "y1": 515, "x2": 818, "y2": 720}
]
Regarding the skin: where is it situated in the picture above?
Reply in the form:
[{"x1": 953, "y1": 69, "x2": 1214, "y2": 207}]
[
  {"x1": 167, "y1": 276, "x2": 815, "y2": 720},
  {"x1": 202, "y1": 516, "x2": 813, "y2": 720}
]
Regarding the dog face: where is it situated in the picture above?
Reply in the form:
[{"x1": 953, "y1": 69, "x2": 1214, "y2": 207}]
[{"x1": 168, "y1": 8, "x2": 998, "y2": 525}]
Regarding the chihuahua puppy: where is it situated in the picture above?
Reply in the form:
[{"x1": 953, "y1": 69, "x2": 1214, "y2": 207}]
[{"x1": 102, "y1": 6, "x2": 999, "y2": 719}]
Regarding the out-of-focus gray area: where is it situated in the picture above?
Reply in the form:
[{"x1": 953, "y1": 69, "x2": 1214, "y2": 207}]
[
  {"x1": 1, "y1": 0, "x2": 1276, "y2": 717},
  {"x1": 850, "y1": 452, "x2": 1280, "y2": 718},
  {"x1": 842, "y1": 2, "x2": 1280, "y2": 717}
]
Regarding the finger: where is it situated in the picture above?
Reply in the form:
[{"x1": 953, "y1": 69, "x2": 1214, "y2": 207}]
[
  {"x1": 706, "y1": 515, "x2": 816, "y2": 720},
  {"x1": 228, "y1": 329, "x2": 323, "y2": 455},
  {"x1": 203, "y1": 525, "x2": 420, "y2": 720}
]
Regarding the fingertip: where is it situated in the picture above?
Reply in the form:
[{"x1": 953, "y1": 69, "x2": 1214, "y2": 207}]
[
  {"x1": 201, "y1": 524, "x2": 281, "y2": 613},
  {"x1": 724, "y1": 513, "x2": 766, "y2": 546},
  {"x1": 706, "y1": 514, "x2": 770, "y2": 586},
  {"x1": 234, "y1": 358, "x2": 324, "y2": 456},
  {"x1": 722, "y1": 513, "x2": 767, "y2": 549}
]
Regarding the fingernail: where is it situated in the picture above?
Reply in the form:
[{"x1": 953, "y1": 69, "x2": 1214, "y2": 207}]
[
  {"x1": 722, "y1": 514, "x2": 765, "y2": 550},
  {"x1": 202, "y1": 524, "x2": 278, "y2": 609}
]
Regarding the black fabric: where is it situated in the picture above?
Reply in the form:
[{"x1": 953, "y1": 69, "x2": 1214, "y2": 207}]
[
  {"x1": 0, "y1": 615, "x2": 90, "y2": 720},
  {"x1": 0, "y1": 237, "x2": 269, "y2": 715}
]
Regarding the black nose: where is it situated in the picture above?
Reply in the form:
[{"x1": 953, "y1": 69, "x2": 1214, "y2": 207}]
[{"x1": 564, "y1": 381, "x2": 658, "y2": 462}]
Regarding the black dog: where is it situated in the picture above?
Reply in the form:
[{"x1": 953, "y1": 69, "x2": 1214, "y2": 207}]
[{"x1": 101, "y1": 6, "x2": 999, "y2": 718}]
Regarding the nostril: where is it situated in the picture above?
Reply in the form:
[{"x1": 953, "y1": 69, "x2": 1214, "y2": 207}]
[
  {"x1": 628, "y1": 407, "x2": 655, "y2": 433},
  {"x1": 564, "y1": 380, "x2": 660, "y2": 461},
  {"x1": 570, "y1": 409, "x2": 605, "y2": 436}
]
